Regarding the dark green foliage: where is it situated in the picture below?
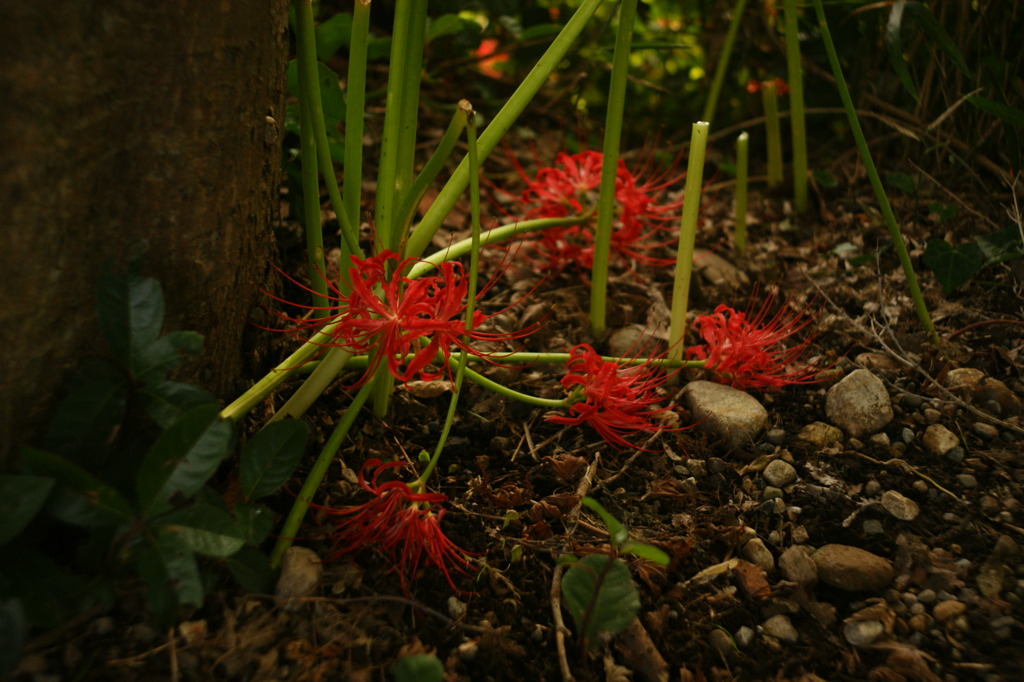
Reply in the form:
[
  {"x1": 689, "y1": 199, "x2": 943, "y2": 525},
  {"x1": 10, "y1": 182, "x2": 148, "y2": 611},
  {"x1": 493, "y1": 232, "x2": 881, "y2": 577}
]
[
  {"x1": 0, "y1": 268, "x2": 308, "y2": 674},
  {"x1": 925, "y1": 228, "x2": 1024, "y2": 295}
]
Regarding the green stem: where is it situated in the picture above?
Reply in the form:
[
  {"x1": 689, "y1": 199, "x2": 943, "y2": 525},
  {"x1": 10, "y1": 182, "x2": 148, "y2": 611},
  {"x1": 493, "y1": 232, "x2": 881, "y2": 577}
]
[
  {"x1": 702, "y1": 0, "x2": 748, "y2": 124},
  {"x1": 395, "y1": 0, "x2": 427, "y2": 220},
  {"x1": 296, "y1": 61, "x2": 329, "y2": 316},
  {"x1": 462, "y1": 366, "x2": 567, "y2": 408},
  {"x1": 810, "y1": 0, "x2": 938, "y2": 344},
  {"x1": 404, "y1": 0, "x2": 606, "y2": 260},
  {"x1": 783, "y1": 0, "x2": 808, "y2": 213},
  {"x1": 735, "y1": 132, "x2": 749, "y2": 252},
  {"x1": 762, "y1": 81, "x2": 783, "y2": 188},
  {"x1": 668, "y1": 122, "x2": 711, "y2": 364},
  {"x1": 270, "y1": 374, "x2": 378, "y2": 567},
  {"x1": 269, "y1": 347, "x2": 351, "y2": 422},
  {"x1": 343, "y1": 0, "x2": 371, "y2": 234},
  {"x1": 341, "y1": 351, "x2": 704, "y2": 370},
  {"x1": 590, "y1": 0, "x2": 638, "y2": 339},
  {"x1": 395, "y1": 106, "x2": 468, "y2": 245}
]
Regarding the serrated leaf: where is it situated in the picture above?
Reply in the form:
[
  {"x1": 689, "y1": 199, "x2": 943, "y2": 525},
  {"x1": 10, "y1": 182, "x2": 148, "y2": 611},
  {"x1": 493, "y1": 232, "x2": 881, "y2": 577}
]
[
  {"x1": 581, "y1": 497, "x2": 628, "y2": 548},
  {"x1": 240, "y1": 420, "x2": 308, "y2": 500},
  {"x1": 43, "y1": 358, "x2": 128, "y2": 461},
  {"x1": 226, "y1": 548, "x2": 276, "y2": 593},
  {"x1": 885, "y1": 1, "x2": 918, "y2": 102},
  {"x1": 96, "y1": 270, "x2": 164, "y2": 376},
  {"x1": 0, "y1": 599, "x2": 26, "y2": 675},
  {"x1": 135, "y1": 529, "x2": 203, "y2": 623},
  {"x1": 314, "y1": 12, "x2": 353, "y2": 60},
  {"x1": 619, "y1": 541, "x2": 671, "y2": 565},
  {"x1": 139, "y1": 380, "x2": 218, "y2": 430},
  {"x1": 561, "y1": 554, "x2": 639, "y2": 649},
  {"x1": 161, "y1": 504, "x2": 246, "y2": 557},
  {"x1": 234, "y1": 502, "x2": 274, "y2": 545},
  {"x1": 923, "y1": 239, "x2": 984, "y2": 295},
  {"x1": 21, "y1": 448, "x2": 135, "y2": 527},
  {"x1": 137, "y1": 405, "x2": 234, "y2": 516},
  {"x1": 393, "y1": 654, "x2": 445, "y2": 682},
  {"x1": 0, "y1": 475, "x2": 54, "y2": 545}
]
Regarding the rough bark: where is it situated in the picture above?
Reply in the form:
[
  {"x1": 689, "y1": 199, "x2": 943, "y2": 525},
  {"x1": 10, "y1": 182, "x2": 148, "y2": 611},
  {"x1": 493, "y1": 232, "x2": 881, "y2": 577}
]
[{"x1": 0, "y1": 1, "x2": 290, "y2": 466}]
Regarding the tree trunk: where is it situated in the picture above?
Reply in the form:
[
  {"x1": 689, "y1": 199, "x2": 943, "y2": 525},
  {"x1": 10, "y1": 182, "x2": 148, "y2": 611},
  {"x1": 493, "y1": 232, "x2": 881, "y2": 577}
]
[{"x1": 0, "y1": 1, "x2": 290, "y2": 466}]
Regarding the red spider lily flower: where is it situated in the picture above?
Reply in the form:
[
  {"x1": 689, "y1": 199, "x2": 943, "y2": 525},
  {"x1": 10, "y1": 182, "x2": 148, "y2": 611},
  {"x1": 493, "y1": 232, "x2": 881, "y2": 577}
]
[
  {"x1": 267, "y1": 250, "x2": 532, "y2": 384},
  {"x1": 319, "y1": 458, "x2": 477, "y2": 594},
  {"x1": 685, "y1": 298, "x2": 820, "y2": 391},
  {"x1": 548, "y1": 344, "x2": 675, "y2": 450},
  {"x1": 746, "y1": 77, "x2": 789, "y2": 95},
  {"x1": 476, "y1": 38, "x2": 508, "y2": 79},
  {"x1": 507, "y1": 150, "x2": 683, "y2": 274}
]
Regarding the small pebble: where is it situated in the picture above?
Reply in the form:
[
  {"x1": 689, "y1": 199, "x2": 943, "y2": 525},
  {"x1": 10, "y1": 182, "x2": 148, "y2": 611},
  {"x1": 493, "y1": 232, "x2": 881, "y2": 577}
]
[
  {"x1": 743, "y1": 538, "x2": 775, "y2": 573},
  {"x1": 765, "y1": 428, "x2": 786, "y2": 445},
  {"x1": 687, "y1": 459, "x2": 708, "y2": 477},
  {"x1": 763, "y1": 459, "x2": 798, "y2": 487},
  {"x1": 779, "y1": 546, "x2": 818, "y2": 585},
  {"x1": 908, "y1": 614, "x2": 932, "y2": 632},
  {"x1": 957, "y1": 474, "x2": 978, "y2": 489},
  {"x1": 917, "y1": 589, "x2": 937, "y2": 604},
  {"x1": 863, "y1": 519, "x2": 885, "y2": 535},
  {"x1": 881, "y1": 490, "x2": 920, "y2": 521},
  {"x1": 909, "y1": 602, "x2": 926, "y2": 616},
  {"x1": 900, "y1": 427, "x2": 916, "y2": 444},
  {"x1": 735, "y1": 626, "x2": 755, "y2": 647},
  {"x1": 973, "y1": 422, "x2": 999, "y2": 440},
  {"x1": 946, "y1": 447, "x2": 966, "y2": 464},
  {"x1": 791, "y1": 525, "x2": 809, "y2": 544},
  {"x1": 762, "y1": 485, "x2": 784, "y2": 500},
  {"x1": 812, "y1": 544, "x2": 895, "y2": 591},
  {"x1": 275, "y1": 546, "x2": 324, "y2": 611},
  {"x1": 912, "y1": 480, "x2": 929, "y2": 494},
  {"x1": 844, "y1": 620, "x2": 885, "y2": 647},
  {"x1": 923, "y1": 408, "x2": 942, "y2": 423},
  {"x1": 868, "y1": 432, "x2": 891, "y2": 450},
  {"x1": 933, "y1": 600, "x2": 967, "y2": 623},
  {"x1": 448, "y1": 596, "x2": 467, "y2": 620},
  {"x1": 761, "y1": 614, "x2": 799, "y2": 643},
  {"x1": 708, "y1": 628, "x2": 736, "y2": 659},
  {"x1": 864, "y1": 480, "x2": 882, "y2": 496},
  {"x1": 902, "y1": 394, "x2": 924, "y2": 409}
]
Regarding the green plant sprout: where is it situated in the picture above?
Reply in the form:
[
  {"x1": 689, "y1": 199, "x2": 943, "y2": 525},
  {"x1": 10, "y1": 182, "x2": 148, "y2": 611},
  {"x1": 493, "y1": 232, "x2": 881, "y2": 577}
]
[
  {"x1": 783, "y1": 0, "x2": 808, "y2": 213},
  {"x1": 559, "y1": 497, "x2": 669, "y2": 653},
  {"x1": 735, "y1": 131, "x2": 749, "y2": 253}
]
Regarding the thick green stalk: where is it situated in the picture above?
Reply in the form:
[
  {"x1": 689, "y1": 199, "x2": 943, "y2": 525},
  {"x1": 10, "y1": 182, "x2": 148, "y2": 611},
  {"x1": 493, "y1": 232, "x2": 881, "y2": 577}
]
[
  {"x1": 590, "y1": 0, "x2": 639, "y2": 339},
  {"x1": 667, "y1": 122, "x2": 711, "y2": 364},
  {"x1": 293, "y1": 0, "x2": 359, "y2": 258},
  {"x1": 762, "y1": 81, "x2": 783, "y2": 188},
  {"x1": 735, "y1": 132, "x2": 749, "y2": 252},
  {"x1": 810, "y1": 0, "x2": 938, "y2": 344},
  {"x1": 783, "y1": 0, "x2": 808, "y2": 212},
  {"x1": 702, "y1": 0, "x2": 748, "y2": 123},
  {"x1": 297, "y1": 97, "x2": 329, "y2": 316},
  {"x1": 394, "y1": 107, "x2": 468, "y2": 243},
  {"x1": 404, "y1": 0, "x2": 605, "y2": 260},
  {"x1": 270, "y1": 375, "x2": 378, "y2": 567},
  {"x1": 419, "y1": 101, "x2": 479, "y2": 487},
  {"x1": 374, "y1": 0, "x2": 416, "y2": 252},
  {"x1": 269, "y1": 347, "x2": 351, "y2": 422},
  {"x1": 394, "y1": 0, "x2": 427, "y2": 219},
  {"x1": 343, "y1": 0, "x2": 371, "y2": 234}
]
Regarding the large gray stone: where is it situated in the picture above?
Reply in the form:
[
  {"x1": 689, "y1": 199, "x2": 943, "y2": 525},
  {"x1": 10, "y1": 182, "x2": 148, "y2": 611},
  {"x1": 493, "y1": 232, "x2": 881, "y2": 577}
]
[{"x1": 682, "y1": 381, "x2": 768, "y2": 449}]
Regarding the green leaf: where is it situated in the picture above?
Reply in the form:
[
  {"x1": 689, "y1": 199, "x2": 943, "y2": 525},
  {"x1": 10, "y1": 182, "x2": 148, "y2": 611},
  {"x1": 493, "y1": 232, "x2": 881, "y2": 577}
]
[
  {"x1": 813, "y1": 169, "x2": 838, "y2": 189},
  {"x1": 135, "y1": 331, "x2": 204, "y2": 384},
  {"x1": 135, "y1": 529, "x2": 203, "y2": 623},
  {"x1": 43, "y1": 358, "x2": 128, "y2": 461},
  {"x1": 314, "y1": 12, "x2": 353, "y2": 60},
  {"x1": 96, "y1": 270, "x2": 164, "y2": 377},
  {"x1": 226, "y1": 548, "x2": 276, "y2": 593},
  {"x1": 234, "y1": 502, "x2": 274, "y2": 545},
  {"x1": 581, "y1": 497, "x2": 628, "y2": 548},
  {"x1": 927, "y1": 201, "x2": 957, "y2": 224},
  {"x1": 137, "y1": 405, "x2": 234, "y2": 516},
  {"x1": 619, "y1": 541, "x2": 671, "y2": 566},
  {"x1": 393, "y1": 654, "x2": 445, "y2": 682},
  {"x1": 923, "y1": 239, "x2": 985, "y2": 295},
  {"x1": 0, "y1": 475, "x2": 54, "y2": 545},
  {"x1": 427, "y1": 14, "x2": 472, "y2": 42},
  {"x1": 286, "y1": 60, "x2": 346, "y2": 129},
  {"x1": 0, "y1": 599, "x2": 26, "y2": 675},
  {"x1": 561, "y1": 554, "x2": 639, "y2": 649},
  {"x1": 0, "y1": 548, "x2": 113, "y2": 629},
  {"x1": 975, "y1": 227, "x2": 1024, "y2": 264},
  {"x1": 967, "y1": 96, "x2": 1024, "y2": 129},
  {"x1": 884, "y1": 171, "x2": 916, "y2": 194},
  {"x1": 904, "y1": 1, "x2": 970, "y2": 77},
  {"x1": 139, "y1": 380, "x2": 218, "y2": 430},
  {"x1": 885, "y1": 1, "x2": 918, "y2": 102},
  {"x1": 21, "y1": 448, "x2": 135, "y2": 527},
  {"x1": 240, "y1": 420, "x2": 308, "y2": 500},
  {"x1": 161, "y1": 504, "x2": 246, "y2": 557}
]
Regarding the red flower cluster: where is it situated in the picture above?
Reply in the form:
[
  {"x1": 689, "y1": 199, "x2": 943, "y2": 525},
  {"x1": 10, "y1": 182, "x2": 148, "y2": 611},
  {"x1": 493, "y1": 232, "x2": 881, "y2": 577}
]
[
  {"x1": 548, "y1": 344, "x2": 674, "y2": 449},
  {"x1": 686, "y1": 299, "x2": 820, "y2": 391},
  {"x1": 272, "y1": 250, "x2": 528, "y2": 384},
  {"x1": 509, "y1": 150, "x2": 683, "y2": 274},
  {"x1": 746, "y1": 77, "x2": 790, "y2": 95},
  {"x1": 320, "y1": 459, "x2": 477, "y2": 593}
]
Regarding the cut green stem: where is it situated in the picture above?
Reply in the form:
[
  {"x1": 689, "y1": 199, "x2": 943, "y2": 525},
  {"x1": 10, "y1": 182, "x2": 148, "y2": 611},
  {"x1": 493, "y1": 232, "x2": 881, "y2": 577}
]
[
  {"x1": 735, "y1": 132, "x2": 749, "y2": 252},
  {"x1": 668, "y1": 121, "x2": 711, "y2": 365},
  {"x1": 590, "y1": 0, "x2": 638, "y2": 339}
]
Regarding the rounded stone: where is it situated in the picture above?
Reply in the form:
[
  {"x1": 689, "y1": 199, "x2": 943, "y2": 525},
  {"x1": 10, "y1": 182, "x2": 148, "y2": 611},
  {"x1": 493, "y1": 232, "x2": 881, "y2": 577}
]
[
  {"x1": 779, "y1": 546, "x2": 818, "y2": 585},
  {"x1": 973, "y1": 422, "x2": 999, "y2": 440},
  {"x1": 275, "y1": 546, "x2": 323, "y2": 610},
  {"x1": 923, "y1": 424, "x2": 960, "y2": 457},
  {"x1": 797, "y1": 421, "x2": 845, "y2": 448},
  {"x1": 734, "y1": 626, "x2": 755, "y2": 647},
  {"x1": 761, "y1": 614, "x2": 799, "y2": 643},
  {"x1": 763, "y1": 459, "x2": 798, "y2": 487},
  {"x1": 743, "y1": 538, "x2": 775, "y2": 573},
  {"x1": 708, "y1": 628, "x2": 736, "y2": 659},
  {"x1": 682, "y1": 381, "x2": 769, "y2": 449},
  {"x1": 880, "y1": 490, "x2": 920, "y2": 521},
  {"x1": 825, "y1": 369, "x2": 894, "y2": 438},
  {"x1": 844, "y1": 620, "x2": 885, "y2": 647},
  {"x1": 811, "y1": 544, "x2": 895, "y2": 592},
  {"x1": 933, "y1": 600, "x2": 967, "y2": 623}
]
